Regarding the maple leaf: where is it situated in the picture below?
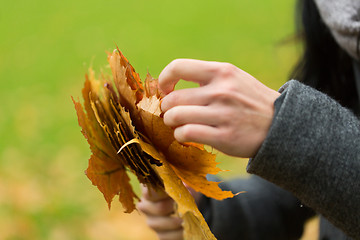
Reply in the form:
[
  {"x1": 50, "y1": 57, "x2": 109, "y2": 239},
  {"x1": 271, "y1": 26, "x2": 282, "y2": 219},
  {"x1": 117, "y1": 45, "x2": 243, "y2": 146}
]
[{"x1": 73, "y1": 48, "x2": 238, "y2": 239}]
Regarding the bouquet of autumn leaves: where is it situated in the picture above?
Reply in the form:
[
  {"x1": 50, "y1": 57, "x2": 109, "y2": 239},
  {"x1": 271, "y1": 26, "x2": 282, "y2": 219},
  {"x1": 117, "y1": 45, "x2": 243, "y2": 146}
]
[{"x1": 73, "y1": 48, "x2": 236, "y2": 239}]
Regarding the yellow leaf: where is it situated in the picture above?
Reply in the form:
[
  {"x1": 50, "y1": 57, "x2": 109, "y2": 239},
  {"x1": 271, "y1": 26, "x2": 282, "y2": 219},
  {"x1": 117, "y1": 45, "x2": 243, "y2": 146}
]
[{"x1": 73, "y1": 48, "x2": 239, "y2": 239}]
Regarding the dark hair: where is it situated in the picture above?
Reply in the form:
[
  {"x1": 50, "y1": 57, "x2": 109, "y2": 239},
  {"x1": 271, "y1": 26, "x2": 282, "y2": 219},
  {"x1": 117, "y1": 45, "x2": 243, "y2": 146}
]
[{"x1": 290, "y1": 0, "x2": 358, "y2": 108}]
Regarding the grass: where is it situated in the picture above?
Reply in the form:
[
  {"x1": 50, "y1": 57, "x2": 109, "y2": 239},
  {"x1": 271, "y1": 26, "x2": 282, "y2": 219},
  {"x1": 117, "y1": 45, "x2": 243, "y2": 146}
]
[{"x1": 0, "y1": 0, "x2": 300, "y2": 239}]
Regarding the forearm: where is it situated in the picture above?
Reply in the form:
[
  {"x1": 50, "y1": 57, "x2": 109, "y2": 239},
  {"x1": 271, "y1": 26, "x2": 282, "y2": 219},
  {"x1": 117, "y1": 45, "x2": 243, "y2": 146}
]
[{"x1": 248, "y1": 80, "x2": 360, "y2": 238}]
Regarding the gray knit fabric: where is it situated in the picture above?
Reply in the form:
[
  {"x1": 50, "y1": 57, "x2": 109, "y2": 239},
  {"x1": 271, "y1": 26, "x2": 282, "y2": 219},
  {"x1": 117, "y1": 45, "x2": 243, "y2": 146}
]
[
  {"x1": 248, "y1": 80, "x2": 360, "y2": 239},
  {"x1": 199, "y1": 80, "x2": 360, "y2": 239},
  {"x1": 314, "y1": 0, "x2": 360, "y2": 59}
]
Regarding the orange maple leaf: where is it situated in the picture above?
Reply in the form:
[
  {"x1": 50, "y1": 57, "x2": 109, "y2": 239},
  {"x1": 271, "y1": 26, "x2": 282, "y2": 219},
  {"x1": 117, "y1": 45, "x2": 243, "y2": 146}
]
[{"x1": 73, "y1": 48, "x2": 237, "y2": 239}]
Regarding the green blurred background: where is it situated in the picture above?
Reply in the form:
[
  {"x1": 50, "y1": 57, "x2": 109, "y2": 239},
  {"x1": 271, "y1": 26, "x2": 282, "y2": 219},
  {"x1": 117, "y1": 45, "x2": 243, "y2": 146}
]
[{"x1": 0, "y1": 0, "x2": 299, "y2": 239}]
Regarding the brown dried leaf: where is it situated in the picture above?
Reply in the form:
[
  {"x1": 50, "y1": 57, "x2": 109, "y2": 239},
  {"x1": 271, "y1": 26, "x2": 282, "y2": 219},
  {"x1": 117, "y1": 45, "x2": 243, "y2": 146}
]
[
  {"x1": 73, "y1": 93, "x2": 139, "y2": 212},
  {"x1": 156, "y1": 161, "x2": 217, "y2": 240},
  {"x1": 120, "y1": 138, "x2": 216, "y2": 239},
  {"x1": 136, "y1": 94, "x2": 234, "y2": 200},
  {"x1": 74, "y1": 49, "x2": 238, "y2": 240},
  {"x1": 73, "y1": 72, "x2": 162, "y2": 211}
]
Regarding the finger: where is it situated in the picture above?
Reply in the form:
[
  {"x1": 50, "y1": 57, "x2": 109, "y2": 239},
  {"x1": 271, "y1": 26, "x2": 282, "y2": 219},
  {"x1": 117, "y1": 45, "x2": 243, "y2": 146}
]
[
  {"x1": 147, "y1": 215, "x2": 183, "y2": 232},
  {"x1": 157, "y1": 229, "x2": 184, "y2": 240},
  {"x1": 161, "y1": 86, "x2": 211, "y2": 112},
  {"x1": 163, "y1": 106, "x2": 221, "y2": 128},
  {"x1": 141, "y1": 186, "x2": 170, "y2": 202},
  {"x1": 174, "y1": 124, "x2": 221, "y2": 147},
  {"x1": 159, "y1": 59, "x2": 219, "y2": 94},
  {"x1": 137, "y1": 198, "x2": 175, "y2": 216}
]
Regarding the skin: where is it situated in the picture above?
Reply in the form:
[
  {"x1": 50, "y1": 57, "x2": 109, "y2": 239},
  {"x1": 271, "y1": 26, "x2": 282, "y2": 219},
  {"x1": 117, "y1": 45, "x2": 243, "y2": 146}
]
[
  {"x1": 137, "y1": 186, "x2": 184, "y2": 240},
  {"x1": 139, "y1": 59, "x2": 280, "y2": 239},
  {"x1": 159, "y1": 59, "x2": 280, "y2": 158},
  {"x1": 138, "y1": 186, "x2": 201, "y2": 240}
]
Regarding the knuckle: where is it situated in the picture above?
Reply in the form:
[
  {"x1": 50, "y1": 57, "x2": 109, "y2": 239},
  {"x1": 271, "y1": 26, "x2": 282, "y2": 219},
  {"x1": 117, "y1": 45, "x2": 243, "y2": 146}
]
[
  {"x1": 175, "y1": 125, "x2": 193, "y2": 142},
  {"x1": 137, "y1": 201, "x2": 145, "y2": 212},
  {"x1": 171, "y1": 217, "x2": 183, "y2": 226},
  {"x1": 218, "y1": 108, "x2": 234, "y2": 124},
  {"x1": 167, "y1": 61, "x2": 177, "y2": 75},
  {"x1": 215, "y1": 62, "x2": 237, "y2": 78},
  {"x1": 168, "y1": 59, "x2": 184, "y2": 75},
  {"x1": 156, "y1": 199, "x2": 174, "y2": 215},
  {"x1": 210, "y1": 89, "x2": 227, "y2": 100},
  {"x1": 141, "y1": 186, "x2": 150, "y2": 198},
  {"x1": 162, "y1": 91, "x2": 180, "y2": 112},
  {"x1": 146, "y1": 218, "x2": 160, "y2": 231},
  {"x1": 163, "y1": 109, "x2": 179, "y2": 127},
  {"x1": 217, "y1": 125, "x2": 232, "y2": 140},
  {"x1": 137, "y1": 200, "x2": 151, "y2": 214},
  {"x1": 142, "y1": 186, "x2": 160, "y2": 201},
  {"x1": 181, "y1": 126, "x2": 192, "y2": 140},
  {"x1": 210, "y1": 88, "x2": 235, "y2": 103}
]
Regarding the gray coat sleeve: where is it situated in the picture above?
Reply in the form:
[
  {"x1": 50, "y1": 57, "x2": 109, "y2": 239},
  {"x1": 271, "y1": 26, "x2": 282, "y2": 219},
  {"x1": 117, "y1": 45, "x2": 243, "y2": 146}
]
[
  {"x1": 248, "y1": 80, "x2": 360, "y2": 239},
  {"x1": 198, "y1": 175, "x2": 314, "y2": 240}
]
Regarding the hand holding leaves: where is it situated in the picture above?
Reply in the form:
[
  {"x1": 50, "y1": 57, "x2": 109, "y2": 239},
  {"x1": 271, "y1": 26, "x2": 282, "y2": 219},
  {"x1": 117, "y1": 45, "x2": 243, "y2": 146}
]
[
  {"x1": 73, "y1": 49, "x2": 236, "y2": 239},
  {"x1": 159, "y1": 59, "x2": 281, "y2": 158}
]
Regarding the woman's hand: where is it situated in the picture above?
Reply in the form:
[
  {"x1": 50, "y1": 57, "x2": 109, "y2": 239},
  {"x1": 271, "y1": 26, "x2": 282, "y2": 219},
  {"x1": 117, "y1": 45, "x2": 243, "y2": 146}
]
[
  {"x1": 138, "y1": 186, "x2": 183, "y2": 240},
  {"x1": 138, "y1": 186, "x2": 202, "y2": 240},
  {"x1": 159, "y1": 59, "x2": 280, "y2": 158}
]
